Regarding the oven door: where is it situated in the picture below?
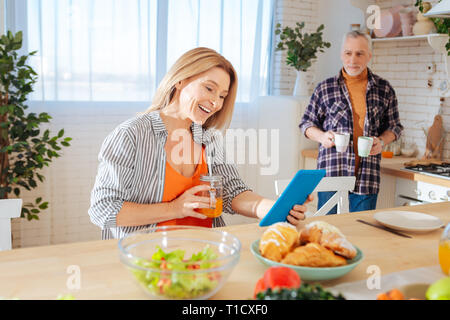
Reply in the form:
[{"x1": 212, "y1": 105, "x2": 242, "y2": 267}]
[
  {"x1": 396, "y1": 194, "x2": 429, "y2": 206},
  {"x1": 395, "y1": 177, "x2": 448, "y2": 206},
  {"x1": 395, "y1": 178, "x2": 434, "y2": 207}
]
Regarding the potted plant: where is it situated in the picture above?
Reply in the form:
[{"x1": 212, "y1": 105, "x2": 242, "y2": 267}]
[
  {"x1": 0, "y1": 30, "x2": 72, "y2": 221},
  {"x1": 275, "y1": 22, "x2": 331, "y2": 96}
]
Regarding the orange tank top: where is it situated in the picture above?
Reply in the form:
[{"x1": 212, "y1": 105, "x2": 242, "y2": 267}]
[{"x1": 157, "y1": 147, "x2": 213, "y2": 228}]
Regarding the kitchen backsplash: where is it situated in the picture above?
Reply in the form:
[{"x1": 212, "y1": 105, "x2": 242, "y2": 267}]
[
  {"x1": 373, "y1": 0, "x2": 449, "y2": 159},
  {"x1": 371, "y1": 38, "x2": 449, "y2": 159}
]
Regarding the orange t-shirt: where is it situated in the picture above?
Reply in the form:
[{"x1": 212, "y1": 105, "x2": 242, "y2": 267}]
[
  {"x1": 342, "y1": 68, "x2": 368, "y2": 176},
  {"x1": 157, "y1": 147, "x2": 213, "y2": 228}
]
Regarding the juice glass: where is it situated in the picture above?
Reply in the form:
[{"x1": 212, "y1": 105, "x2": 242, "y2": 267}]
[
  {"x1": 439, "y1": 223, "x2": 450, "y2": 275},
  {"x1": 196, "y1": 175, "x2": 223, "y2": 218}
]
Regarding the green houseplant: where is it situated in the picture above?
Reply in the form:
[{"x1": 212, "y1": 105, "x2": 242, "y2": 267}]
[
  {"x1": 275, "y1": 22, "x2": 331, "y2": 96},
  {"x1": 275, "y1": 22, "x2": 331, "y2": 72},
  {"x1": 415, "y1": 0, "x2": 450, "y2": 55},
  {"x1": 0, "y1": 30, "x2": 72, "y2": 220}
]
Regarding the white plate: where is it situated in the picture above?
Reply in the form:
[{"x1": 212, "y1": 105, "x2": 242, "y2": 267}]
[{"x1": 373, "y1": 211, "x2": 444, "y2": 233}]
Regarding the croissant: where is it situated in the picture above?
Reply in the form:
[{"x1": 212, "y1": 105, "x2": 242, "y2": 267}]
[
  {"x1": 281, "y1": 243, "x2": 347, "y2": 267},
  {"x1": 259, "y1": 222, "x2": 299, "y2": 262},
  {"x1": 299, "y1": 221, "x2": 357, "y2": 259}
]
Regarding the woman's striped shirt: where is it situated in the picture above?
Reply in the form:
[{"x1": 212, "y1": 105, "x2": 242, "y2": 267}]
[{"x1": 88, "y1": 111, "x2": 252, "y2": 239}]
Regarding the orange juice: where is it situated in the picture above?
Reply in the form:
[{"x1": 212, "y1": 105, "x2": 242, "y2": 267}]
[
  {"x1": 197, "y1": 197, "x2": 223, "y2": 218},
  {"x1": 439, "y1": 240, "x2": 450, "y2": 275},
  {"x1": 196, "y1": 174, "x2": 223, "y2": 218}
]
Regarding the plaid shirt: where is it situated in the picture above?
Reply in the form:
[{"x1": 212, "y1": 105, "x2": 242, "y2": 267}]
[{"x1": 299, "y1": 68, "x2": 403, "y2": 195}]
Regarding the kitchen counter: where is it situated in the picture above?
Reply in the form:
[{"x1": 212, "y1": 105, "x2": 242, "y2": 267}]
[
  {"x1": 0, "y1": 202, "x2": 448, "y2": 300},
  {"x1": 301, "y1": 149, "x2": 450, "y2": 188}
]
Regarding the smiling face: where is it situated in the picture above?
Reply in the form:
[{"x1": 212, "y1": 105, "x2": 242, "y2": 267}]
[
  {"x1": 340, "y1": 35, "x2": 372, "y2": 76},
  {"x1": 176, "y1": 67, "x2": 231, "y2": 125}
]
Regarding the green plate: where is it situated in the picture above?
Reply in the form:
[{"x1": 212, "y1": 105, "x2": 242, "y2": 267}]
[{"x1": 250, "y1": 240, "x2": 364, "y2": 281}]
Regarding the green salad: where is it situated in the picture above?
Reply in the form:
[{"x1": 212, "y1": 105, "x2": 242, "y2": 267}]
[{"x1": 130, "y1": 245, "x2": 221, "y2": 299}]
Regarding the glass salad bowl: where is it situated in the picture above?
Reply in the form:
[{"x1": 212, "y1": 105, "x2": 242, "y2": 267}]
[{"x1": 118, "y1": 226, "x2": 241, "y2": 300}]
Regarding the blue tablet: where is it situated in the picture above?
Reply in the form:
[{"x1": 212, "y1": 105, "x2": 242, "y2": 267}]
[{"x1": 259, "y1": 169, "x2": 326, "y2": 227}]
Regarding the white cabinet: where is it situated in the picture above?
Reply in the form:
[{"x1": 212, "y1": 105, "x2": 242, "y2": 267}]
[{"x1": 378, "y1": 173, "x2": 396, "y2": 209}]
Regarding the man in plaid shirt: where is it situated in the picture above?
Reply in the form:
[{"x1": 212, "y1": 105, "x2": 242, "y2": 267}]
[{"x1": 299, "y1": 31, "x2": 403, "y2": 214}]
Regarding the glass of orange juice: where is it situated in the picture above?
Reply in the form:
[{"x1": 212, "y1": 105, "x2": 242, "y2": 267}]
[
  {"x1": 196, "y1": 175, "x2": 223, "y2": 218},
  {"x1": 439, "y1": 223, "x2": 450, "y2": 275}
]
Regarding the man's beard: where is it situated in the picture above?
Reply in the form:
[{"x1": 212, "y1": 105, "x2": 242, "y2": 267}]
[{"x1": 344, "y1": 65, "x2": 364, "y2": 76}]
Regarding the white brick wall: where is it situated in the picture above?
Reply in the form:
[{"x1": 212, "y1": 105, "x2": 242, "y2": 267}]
[
  {"x1": 271, "y1": 0, "x2": 319, "y2": 96},
  {"x1": 372, "y1": 0, "x2": 449, "y2": 159}
]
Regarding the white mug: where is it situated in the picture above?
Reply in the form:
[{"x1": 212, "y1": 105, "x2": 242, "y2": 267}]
[
  {"x1": 358, "y1": 136, "x2": 374, "y2": 157},
  {"x1": 334, "y1": 132, "x2": 350, "y2": 152}
]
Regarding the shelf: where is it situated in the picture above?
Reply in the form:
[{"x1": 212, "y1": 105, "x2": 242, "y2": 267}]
[
  {"x1": 372, "y1": 34, "x2": 449, "y2": 54},
  {"x1": 372, "y1": 34, "x2": 445, "y2": 42}
]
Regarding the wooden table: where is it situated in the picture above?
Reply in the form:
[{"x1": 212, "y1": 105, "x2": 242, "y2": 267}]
[{"x1": 0, "y1": 202, "x2": 448, "y2": 300}]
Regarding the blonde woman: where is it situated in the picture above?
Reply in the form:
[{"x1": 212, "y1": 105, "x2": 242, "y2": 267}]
[{"x1": 89, "y1": 47, "x2": 310, "y2": 239}]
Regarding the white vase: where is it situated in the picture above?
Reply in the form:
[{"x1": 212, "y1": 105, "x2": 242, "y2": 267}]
[{"x1": 293, "y1": 70, "x2": 309, "y2": 97}]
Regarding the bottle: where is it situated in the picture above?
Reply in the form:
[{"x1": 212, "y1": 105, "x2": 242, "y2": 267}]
[
  {"x1": 350, "y1": 24, "x2": 361, "y2": 31},
  {"x1": 196, "y1": 175, "x2": 223, "y2": 218}
]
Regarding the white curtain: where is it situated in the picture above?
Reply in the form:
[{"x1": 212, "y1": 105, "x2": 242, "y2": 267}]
[
  {"x1": 7, "y1": 0, "x2": 274, "y2": 104},
  {"x1": 0, "y1": 0, "x2": 5, "y2": 35}
]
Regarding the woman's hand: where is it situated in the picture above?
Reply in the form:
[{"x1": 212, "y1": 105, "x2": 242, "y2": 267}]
[
  {"x1": 286, "y1": 194, "x2": 313, "y2": 226},
  {"x1": 168, "y1": 184, "x2": 212, "y2": 219}
]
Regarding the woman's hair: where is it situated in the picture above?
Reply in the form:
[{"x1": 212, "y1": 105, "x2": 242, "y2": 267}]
[{"x1": 143, "y1": 47, "x2": 238, "y2": 130}]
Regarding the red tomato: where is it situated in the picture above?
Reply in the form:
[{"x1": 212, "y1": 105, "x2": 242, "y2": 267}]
[
  {"x1": 253, "y1": 267, "x2": 301, "y2": 299},
  {"x1": 262, "y1": 266, "x2": 301, "y2": 290},
  {"x1": 253, "y1": 278, "x2": 266, "y2": 298}
]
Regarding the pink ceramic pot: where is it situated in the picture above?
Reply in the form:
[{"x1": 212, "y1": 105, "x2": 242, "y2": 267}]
[{"x1": 373, "y1": 5, "x2": 404, "y2": 38}]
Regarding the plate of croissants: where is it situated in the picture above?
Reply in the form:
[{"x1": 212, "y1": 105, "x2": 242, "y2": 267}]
[{"x1": 250, "y1": 221, "x2": 364, "y2": 281}]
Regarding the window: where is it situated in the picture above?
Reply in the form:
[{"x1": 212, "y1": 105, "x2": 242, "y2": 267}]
[{"x1": 8, "y1": 0, "x2": 274, "y2": 102}]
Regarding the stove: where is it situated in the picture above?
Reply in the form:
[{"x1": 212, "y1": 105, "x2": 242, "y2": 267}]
[
  {"x1": 403, "y1": 162, "x2": 450, "y2": 180},
  {"x1": 398, "y1": 163, "x2": 450, "y2": 205}
]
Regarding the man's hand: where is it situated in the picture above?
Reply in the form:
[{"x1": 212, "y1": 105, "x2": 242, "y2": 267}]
[
  {"x1": 320, "y1": 131, "x2": 335, "y2": 148},
  {"x1": 370, "y1": 136, "x2": 383, "y2": 155}
]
